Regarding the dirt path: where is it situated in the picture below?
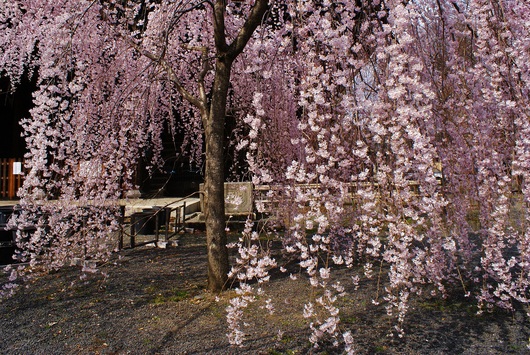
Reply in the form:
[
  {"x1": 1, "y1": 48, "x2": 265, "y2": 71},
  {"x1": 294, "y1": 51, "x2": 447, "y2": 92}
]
[{"x1": 1, "y1": 233, "x2": 529, "y2": 354}]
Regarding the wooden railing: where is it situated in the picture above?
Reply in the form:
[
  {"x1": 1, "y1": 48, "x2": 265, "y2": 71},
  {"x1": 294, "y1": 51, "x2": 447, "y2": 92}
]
[{"x1": 0, "y1": 158, "x2": 24, "y2": 200}]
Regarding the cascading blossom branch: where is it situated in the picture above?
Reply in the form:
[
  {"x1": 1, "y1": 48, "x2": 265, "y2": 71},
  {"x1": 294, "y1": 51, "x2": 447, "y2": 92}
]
[
  {"x1": 0, "y1": 0, "x2": 173, "y2": 283},
  {"x1": 226, "y1": 219, "x2": 277, "y2": 346},
  {"x1": 240, "y1": 0, "x2": 530, "y2": 346}
]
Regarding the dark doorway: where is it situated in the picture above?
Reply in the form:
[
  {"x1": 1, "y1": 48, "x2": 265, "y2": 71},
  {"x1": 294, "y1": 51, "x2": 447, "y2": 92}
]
[
  {"x1": 0, "y1": 73, "x2": 35, "y2": 158},
  {"x1": 0, "y1": 73, "x2": 35, "y2": 199}
]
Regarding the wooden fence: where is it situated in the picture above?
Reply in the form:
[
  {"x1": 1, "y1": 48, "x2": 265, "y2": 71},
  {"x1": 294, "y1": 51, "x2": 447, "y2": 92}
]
[{"x1": 0, "y1": 158, "x2": 24, "y2": 200}]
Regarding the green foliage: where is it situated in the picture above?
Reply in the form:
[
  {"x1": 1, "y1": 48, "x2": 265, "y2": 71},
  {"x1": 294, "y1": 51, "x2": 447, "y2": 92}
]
[
  {"x1": 151, "y1": 289, "x2": 189, "y2": 304},
  {"x1": 418, "y1": 298, "x2": 479, "y2": 316}
]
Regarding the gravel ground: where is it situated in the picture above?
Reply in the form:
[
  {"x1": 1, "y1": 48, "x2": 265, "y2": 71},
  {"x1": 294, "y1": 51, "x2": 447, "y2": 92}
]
[{"x1": 1, "y1": 232, "x2": 530, "y2": 354}]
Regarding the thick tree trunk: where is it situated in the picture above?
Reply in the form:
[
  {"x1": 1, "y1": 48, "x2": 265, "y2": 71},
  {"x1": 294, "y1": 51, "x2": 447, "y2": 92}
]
[
  {"x1": 118, "y1": 0, "x2": 268, "y2": 293},
  {"x1": 204, "y1": 58, "x2": 232, "y2": 292},
  {"x1": 203, "y1": 0, "x2": 268, "y2": 292}
]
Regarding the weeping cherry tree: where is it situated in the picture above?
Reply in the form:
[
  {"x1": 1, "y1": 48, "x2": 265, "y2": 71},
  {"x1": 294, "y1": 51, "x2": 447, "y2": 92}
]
[{"x1": 2, "y1": 0, "x2": 530, "y2": 352}]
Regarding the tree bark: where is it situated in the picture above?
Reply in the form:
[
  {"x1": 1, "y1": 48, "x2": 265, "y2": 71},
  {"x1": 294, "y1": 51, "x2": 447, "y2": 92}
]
[
  {"x1": 204, "y1": 57, "x2": 232, "y2": 292},
  {"x1": 204, "y1": 0, "x2": 269, "y2": 292}
]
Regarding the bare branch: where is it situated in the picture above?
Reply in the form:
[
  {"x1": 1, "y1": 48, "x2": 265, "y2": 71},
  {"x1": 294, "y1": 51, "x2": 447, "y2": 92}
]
[
  {"x1": 167, "y1": 0, "x2": 212, "y2": 35},
  {"x1": 227, "y1": 0, "x2": 269, "y2": 60},
  {"x1": 182, "y1": 44, "x2": 212, "y2": 108},
  {"x1": 98, "y1": 7, "x2": 204, "y2": 109},
  {"x1": 213, "y1": 0, "x2": 228, "y2": 53},
  {"x1": 134, "y1": 43, "x2": 203, "y2": 109}
]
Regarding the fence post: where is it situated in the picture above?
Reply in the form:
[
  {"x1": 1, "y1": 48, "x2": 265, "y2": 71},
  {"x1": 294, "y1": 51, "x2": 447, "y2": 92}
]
[
  {"x1": 0, "y1": 159, "x2": 7, "y2": 199},
  {"x1": 8, "y1": 158, "x2": 15, "y2": 200}
]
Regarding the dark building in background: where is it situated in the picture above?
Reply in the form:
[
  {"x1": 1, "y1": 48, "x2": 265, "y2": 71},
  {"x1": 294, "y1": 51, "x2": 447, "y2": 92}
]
[
  {"x1": 0, "y1": 73, "x2": 204, "y2": 199},
  {"x1": 0, "y1": 74, "x2": 34, "y2": 199},
  {"x1": 0, "y1": 75, "x2": 31, "y2": 158}
]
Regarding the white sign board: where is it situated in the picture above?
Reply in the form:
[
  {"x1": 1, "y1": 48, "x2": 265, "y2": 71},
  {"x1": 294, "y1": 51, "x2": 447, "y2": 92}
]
[
  {"x1": 12, "y1": 162, "x2": 22, "y2": 175},
  {"x1": 200, "y1": 182, "x2": 253, "y2": 215}
]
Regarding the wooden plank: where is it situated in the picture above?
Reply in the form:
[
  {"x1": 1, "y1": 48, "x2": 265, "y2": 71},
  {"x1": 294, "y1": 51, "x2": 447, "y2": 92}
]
[
  {"x1": 8, "y1": 158, "x2": 15, "y2": 200},
  {"x1": 0, "y1": 158, "x2": 24, "y2": 200},
  {"x1": 0, "y1": 159, "x2": 8, "y2": 199}
]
